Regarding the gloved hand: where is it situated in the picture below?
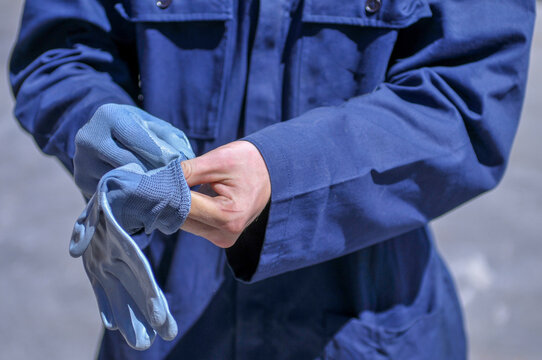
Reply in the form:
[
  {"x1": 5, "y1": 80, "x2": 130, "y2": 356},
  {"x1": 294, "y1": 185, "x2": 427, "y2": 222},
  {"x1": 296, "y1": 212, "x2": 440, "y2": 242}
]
[
  {"x1": 70, "y1": 189, "x2": 178, "y2": 350},
  {"x1": 101, "y1": 160, "x2": 190, "y2": 235},
  {"x1": 74, "y1": 103, "x2": 195, "y2": 198}
]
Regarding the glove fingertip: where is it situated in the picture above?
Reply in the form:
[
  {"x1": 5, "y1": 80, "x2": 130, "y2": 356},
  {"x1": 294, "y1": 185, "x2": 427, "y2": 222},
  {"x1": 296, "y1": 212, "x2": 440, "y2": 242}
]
[
  {"x1": 155, "y1": 290, "x2": 178, "y2": 341},
  {"x1": 101, "y1": 311, "x2": 117, "y2": 331},
  {"x1": 69, "y1": 221, "x2": 92, "y2": 257},
  {"x1": 146, "y1": 296, "x2": 167, "y2": 328},
  {"x1": 159, "y1": 313, "x2": 178, "y2": 341},
  {"x1": 131, "y1": 333, "x2": 153, "y2": 351},
  {"x1": 130, "y1": 321, "x2": 155, "y2": 351}
]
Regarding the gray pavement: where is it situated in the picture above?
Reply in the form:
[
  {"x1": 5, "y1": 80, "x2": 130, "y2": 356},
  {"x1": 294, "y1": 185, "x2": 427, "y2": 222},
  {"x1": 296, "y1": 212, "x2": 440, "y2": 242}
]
[
  {"x1": 0, "y1": 1, "x2": 540, "y2": 359},
  {"x1": 0, "y1": 1, "x2": 101, "y2": 359}
]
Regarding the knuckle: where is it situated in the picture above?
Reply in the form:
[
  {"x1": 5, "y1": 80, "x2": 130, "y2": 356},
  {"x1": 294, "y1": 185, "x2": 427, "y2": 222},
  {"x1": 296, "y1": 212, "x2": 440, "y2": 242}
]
[
  {"x1": 223, "y1": 157, "x2": 237, "y2": 170},
  {"x1": 217, "y1": 148, "x2": 238, "y2": 168}
]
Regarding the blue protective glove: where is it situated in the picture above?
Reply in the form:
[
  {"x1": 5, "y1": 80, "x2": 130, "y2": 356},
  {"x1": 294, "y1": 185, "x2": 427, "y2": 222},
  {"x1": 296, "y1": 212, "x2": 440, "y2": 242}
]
[
  {"x1": 71, "y1": 104, "x2": 194, "y2": 350},
  {"x1": 101, "y1": 160, "x2": 191, "y2": 235},
  {"x1": 70, "y1": 190, "x2": 178, "y2": 350},
  {"x1": 74, "y1": 103, "x2": 195, "y2": 198}
]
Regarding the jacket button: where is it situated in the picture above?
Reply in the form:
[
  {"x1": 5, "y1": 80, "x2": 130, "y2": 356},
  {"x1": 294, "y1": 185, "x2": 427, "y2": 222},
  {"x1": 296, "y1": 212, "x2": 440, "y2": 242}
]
[
  {"x1": 156, "y1": 0, "x2": 171, "y2": 9},
  {"x1": 365, "y1": 0, "x2": 381, "y2": 14}
]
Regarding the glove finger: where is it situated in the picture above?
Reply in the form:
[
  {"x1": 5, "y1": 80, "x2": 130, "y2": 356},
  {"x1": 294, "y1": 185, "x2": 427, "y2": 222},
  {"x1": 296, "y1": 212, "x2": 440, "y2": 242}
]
[
  {"x1": 126, "y1": 105, "x2": 192, "y2": 157},
  {"x1": 88, "y1": 274, "x2": 117, "y2": 330},
  {"x1": 105, "y1": 276, "x2": 156, "y2": 351},
  {"x1": 121, "y1": 257, "x2": 168, "y2": 330},
  {"x1": 145, "y1": 121, "x2": 196, "y2": 160},
  {"x1": 154, "y1": 289, "x2": 178, "y2": 341},
  {"x1": 74, "y1": 130, "x2": 138, "y2": 195},
  {"x1": 104, "y1": 256, "x2": 167, "y2": 330},
  {"x1": 111, "y1": 114, "x2": 171, "y2": 170},
  {"x1": 69, "y1": 195, "x2": 99, "y2": 257},
  {"x1": 102, "y1": 137, "x2": 148, "y2": 170},
  {"x1": 146, "y1": 129, "x2": 191, "y2": 164}
]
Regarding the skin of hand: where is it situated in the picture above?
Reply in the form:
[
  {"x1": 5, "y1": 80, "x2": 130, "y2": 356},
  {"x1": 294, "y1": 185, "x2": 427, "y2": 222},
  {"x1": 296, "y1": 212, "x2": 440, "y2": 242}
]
[{"x1": 180, "y1": 140, "x2": 271, "y2": 248}]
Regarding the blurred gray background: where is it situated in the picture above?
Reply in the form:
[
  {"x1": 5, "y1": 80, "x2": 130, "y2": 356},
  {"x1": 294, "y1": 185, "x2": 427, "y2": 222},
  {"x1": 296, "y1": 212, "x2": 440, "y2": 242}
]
[{"x1": 0, "y1": 1, "x2": 540, "y2": 359}]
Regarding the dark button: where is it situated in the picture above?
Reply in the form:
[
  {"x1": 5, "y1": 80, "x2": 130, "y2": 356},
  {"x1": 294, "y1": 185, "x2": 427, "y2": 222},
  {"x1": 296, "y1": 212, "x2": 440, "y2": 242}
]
[
  {"x1": 365, "y1": 0, "x2": 381, "y2": 14},
  {"x1": 156, "y1": 0, "x2": 171, "y2": 9}
]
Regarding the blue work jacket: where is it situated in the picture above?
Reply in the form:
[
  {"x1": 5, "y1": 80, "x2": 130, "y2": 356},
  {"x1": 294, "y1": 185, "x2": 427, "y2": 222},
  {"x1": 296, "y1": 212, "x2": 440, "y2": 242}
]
[{"x1": 10, "y1": 0, "x2": 535, "y2": 359}]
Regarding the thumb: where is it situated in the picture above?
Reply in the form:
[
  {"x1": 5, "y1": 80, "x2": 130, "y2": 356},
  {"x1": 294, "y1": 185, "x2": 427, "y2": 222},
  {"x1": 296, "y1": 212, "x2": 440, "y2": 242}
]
[{"x1": 180, "y1": 153, "x2": 226, "y2": 187}]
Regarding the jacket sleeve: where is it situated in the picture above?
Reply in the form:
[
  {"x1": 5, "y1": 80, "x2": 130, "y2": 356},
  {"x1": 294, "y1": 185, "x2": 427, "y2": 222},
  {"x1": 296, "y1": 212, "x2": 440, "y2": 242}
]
[
  {"x1": 10, "y1": 0, "x2": 138, "y2": 172},
  {"x1": 230, "y1": 0, "x2": 536, "y2": 282}
]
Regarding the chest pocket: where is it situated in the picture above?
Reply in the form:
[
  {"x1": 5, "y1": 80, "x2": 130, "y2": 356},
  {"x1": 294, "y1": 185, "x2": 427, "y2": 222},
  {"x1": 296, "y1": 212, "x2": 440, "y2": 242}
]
[
  {"x1": 291, "y1": 0, "x2": 431, "y2": 116},
  {"x1": 116, "y1": 0, "x2": 234, "y2": 140}
]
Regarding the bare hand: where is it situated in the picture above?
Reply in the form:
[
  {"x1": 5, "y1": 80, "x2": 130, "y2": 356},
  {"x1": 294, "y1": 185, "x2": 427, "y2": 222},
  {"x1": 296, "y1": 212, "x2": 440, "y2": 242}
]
[{"x1": 180, "y1": 141, "x2": 271, "y2": 248}]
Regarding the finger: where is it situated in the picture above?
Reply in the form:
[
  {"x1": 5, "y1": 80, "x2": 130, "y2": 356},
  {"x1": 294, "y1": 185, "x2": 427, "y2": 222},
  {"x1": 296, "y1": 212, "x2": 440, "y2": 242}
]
[
  {"x1": 180, "y1": 154, "x2": 229, "y2": 187},
  {"x1": 181, "y1": 217, "x2": 217, "y2": 239},
  {"x1": 181, "y1": 217, "x2": 236, "y2": 248},
  {"x1": 188, "y1": 191, "x2": 232, "y2": 228}
]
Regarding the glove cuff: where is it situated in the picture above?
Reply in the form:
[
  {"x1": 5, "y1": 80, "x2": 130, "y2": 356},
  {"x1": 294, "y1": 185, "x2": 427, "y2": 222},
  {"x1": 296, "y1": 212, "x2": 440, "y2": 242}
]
[{"x1": 123, "y1": 159, "x2": 190, "y2": 235}]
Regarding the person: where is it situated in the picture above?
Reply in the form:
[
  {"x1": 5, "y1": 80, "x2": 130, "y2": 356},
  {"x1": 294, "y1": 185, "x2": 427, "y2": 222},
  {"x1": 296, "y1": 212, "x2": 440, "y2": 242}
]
[{"x1": 9, "y1": 0, "x2": 535, "y2": 359}]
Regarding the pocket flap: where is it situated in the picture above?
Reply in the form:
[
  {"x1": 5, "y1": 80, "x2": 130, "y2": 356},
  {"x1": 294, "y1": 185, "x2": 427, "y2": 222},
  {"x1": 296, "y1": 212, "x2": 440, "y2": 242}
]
[
  {"x1": 116, "y1": 0, "x2": 233, "y2": 22},
  {"x1": 302, "y1": 0, "x2": 431, "y2": 28}
]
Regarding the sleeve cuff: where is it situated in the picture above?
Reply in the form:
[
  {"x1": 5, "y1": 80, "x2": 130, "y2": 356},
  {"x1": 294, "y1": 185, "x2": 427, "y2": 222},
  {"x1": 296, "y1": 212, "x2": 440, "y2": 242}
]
[{"x1": 222, "y1": 131, "x2": 296, "y2": 282}]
